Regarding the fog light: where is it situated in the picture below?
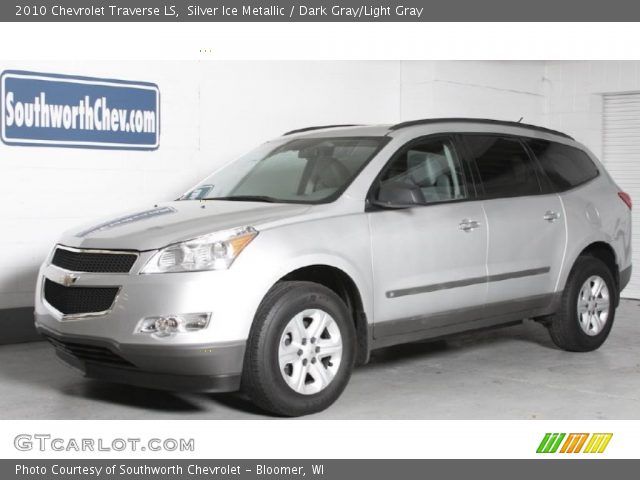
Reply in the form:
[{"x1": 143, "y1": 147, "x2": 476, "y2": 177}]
[{"x1": 136, "y1": 313, "x2": 211, "y2": 337}]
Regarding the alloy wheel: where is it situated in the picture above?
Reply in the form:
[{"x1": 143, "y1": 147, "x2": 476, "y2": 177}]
[
  {"x1": 577, "y1": 275, "x2": 610, "y2": 336},
  {"x1": 278, "y1": 308, "x2": 343, "y2": 395}
]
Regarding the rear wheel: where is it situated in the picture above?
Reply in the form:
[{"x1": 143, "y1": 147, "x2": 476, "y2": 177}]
[
  {"x1": 548, "y1": 256, "x2": 617, "y2": 352},
  {"x1": 242, "y1": 281, "x2": 356, "y2": 416}
]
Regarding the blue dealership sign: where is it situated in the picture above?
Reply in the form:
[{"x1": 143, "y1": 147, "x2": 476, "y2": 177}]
[{"x1": 1, "y1": 70, "x2": 159, "y2": 150}]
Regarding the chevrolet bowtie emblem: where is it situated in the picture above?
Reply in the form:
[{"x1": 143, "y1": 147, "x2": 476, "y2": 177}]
[{"x1": 61, "y1": 273, "x2": 78, "y2": 287}]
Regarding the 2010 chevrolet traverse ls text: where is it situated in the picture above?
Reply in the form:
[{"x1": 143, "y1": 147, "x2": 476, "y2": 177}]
[{"x1": 35, "y1": 118, "x2": 633, "y2": 416}]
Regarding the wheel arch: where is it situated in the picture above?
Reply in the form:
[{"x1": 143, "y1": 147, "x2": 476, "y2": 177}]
[{"x1": 562, "y1": 241, "x2": 620, "y2": 303}]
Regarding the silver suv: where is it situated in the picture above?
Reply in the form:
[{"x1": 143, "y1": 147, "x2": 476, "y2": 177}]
[{"x1": 35, "y1": 118, "x2": 633, "y2": 416}]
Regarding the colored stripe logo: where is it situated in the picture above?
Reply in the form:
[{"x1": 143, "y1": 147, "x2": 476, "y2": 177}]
[{"x1": 537, "y1": 433, "x2": 612, "y2": 454}]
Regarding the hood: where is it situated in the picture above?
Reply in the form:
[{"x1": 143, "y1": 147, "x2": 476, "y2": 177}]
[{"x1": 59, "y1": 201, "x2": 311, "y2": 251}]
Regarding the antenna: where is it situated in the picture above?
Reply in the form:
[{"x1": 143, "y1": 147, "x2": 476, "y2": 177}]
[{"x1": 517, "y1": 117, "x2": 523, "y2": 123}]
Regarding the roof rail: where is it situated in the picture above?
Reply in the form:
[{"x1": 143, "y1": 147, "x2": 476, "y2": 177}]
[
  {"x1": 388, "y1": 118, "x2": 573, "y2": 140},
  {"x1": 283, "y1": 124, "x2": 361, "y2": 136}
]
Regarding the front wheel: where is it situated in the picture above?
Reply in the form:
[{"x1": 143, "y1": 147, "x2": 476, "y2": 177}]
[
  {"x1": 548, "y1": 256, "x2": 617, "y2": 352},
  {"x1": 242, "y1": 281, "x2": 356, "y2": 416}
]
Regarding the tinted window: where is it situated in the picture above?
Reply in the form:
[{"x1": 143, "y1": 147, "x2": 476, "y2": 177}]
[
  {"x1": 231, "y1": 150, "x2": 308, "y2": 198},
  {"x1": 184, "y1": 137, "x2": 385, "y2": 204},
  {"x1": 465, "y1": 136, "x2": 541, "y2": 198},
  {"x1": 377, "y1": 138, "x2": 466, "y2": 204},
  {"x1": 527, "y1": 139, "x2": 599, "y2": 191}
]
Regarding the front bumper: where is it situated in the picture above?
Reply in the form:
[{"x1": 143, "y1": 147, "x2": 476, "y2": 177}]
[
  {"x1": 35, "y1": 249, "x2": 261, "y2": 344},
  {"x1": 37, "y1": 324, "x2": 244, "y2": 392},
  {"x1": 33, "y1": 246, "x2": 268, "y2": 392}
]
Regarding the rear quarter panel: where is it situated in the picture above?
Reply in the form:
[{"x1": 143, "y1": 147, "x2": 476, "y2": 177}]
[{"x1": 556, "y1": 168, "x2": 632, "y2": 292}]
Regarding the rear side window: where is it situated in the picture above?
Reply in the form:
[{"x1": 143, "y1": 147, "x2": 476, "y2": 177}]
[
  {"x1": 464, "y1": 135, "x2": 542, "y2": 198},
  {"x1": 526, "y1": 139, "x2": 599, "y2": 191}
]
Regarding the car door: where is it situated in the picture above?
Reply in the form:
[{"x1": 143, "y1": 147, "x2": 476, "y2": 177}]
[
  {"x1": 462, "y1": 134, "x2": 567, "y2": 314},
  {"x1": 368, "y1": 135, "x2": 489, "y2": 339}
]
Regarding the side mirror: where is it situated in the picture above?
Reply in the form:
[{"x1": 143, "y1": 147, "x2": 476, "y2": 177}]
[{"x1": 371, "y1": 181, "x2": 425, "y2": 209}]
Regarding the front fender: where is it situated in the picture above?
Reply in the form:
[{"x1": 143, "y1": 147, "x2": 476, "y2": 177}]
[{"x1": 229, "y1": 214, "x2": 374, "y2": 341}]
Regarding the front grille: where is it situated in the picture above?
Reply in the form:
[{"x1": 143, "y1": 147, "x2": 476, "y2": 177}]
[
  {"x1": 44, "y1": 335, "x2": 135, "y2": 368},
  {"x1": 51, "y1": 247, "x2": 137, "y2": 273},
  {"x1": 44, "y1": 279, "x2": 119, "y2": 315}
]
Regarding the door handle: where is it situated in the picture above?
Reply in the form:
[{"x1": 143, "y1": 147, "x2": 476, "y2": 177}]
[
  {"x1": 459, "y1": 219, "x2": 480, "y2": 232},
  {"x1": 543, "y1": 210, "x2": 561, "y2": 222}
]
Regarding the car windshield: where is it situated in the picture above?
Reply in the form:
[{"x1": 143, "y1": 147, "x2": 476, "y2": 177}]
[{"x1": 179, "y1": 137, "x2": 387, "y2": 204}]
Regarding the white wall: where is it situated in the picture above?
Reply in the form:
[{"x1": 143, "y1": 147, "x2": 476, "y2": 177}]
[
  {"x1": 400, "y1": 61, "x2": 547, "y2": 123},
  {"x1": 544, "y1": 61, "x2": 640, "y2": 158},
  {"x1": 0, "y1": 60, "x2": 550, "y2": 310},
  {"x1": 0, "y1": 61, "x2": 197, "y2": 309}
]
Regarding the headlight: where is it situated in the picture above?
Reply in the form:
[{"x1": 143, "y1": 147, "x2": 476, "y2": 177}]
[{"x1": 141, "y1": 226, "x2": 258, "y2": 273}]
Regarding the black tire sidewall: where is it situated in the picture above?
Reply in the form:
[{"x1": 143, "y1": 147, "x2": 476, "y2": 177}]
[{"x1": 247, "y1": 282, "x2": 356, "y2": 416}]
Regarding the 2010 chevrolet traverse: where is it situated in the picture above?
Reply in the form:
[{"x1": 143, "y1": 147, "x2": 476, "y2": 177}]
[{"x1": 35, "y1": 118, "x2": 633, "y2": 416}]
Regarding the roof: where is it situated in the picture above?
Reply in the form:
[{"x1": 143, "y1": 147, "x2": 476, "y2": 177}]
[
  {"x1": 283, "y1": 124, "x2": 362, "y2": 135},
  {"x1": 388, "y1": 118, "x2": 573, "y2": 140},
  {"x1": 281, "y1": 118, "x2": 573, "y2": 141}
]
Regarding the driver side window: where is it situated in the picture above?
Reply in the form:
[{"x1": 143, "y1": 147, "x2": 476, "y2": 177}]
[{"x1": 379, "y1": 138, "x2": 466, "y2": 204}]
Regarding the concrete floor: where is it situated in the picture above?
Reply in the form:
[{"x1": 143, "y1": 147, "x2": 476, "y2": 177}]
[{"x1": 1, "y1": 299, "x2": 639, "y2": 419}]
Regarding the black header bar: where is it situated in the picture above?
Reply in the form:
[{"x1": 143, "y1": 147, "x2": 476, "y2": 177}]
[{"x1": 4, "y1": 0, "x2": 640, "y2": 22}]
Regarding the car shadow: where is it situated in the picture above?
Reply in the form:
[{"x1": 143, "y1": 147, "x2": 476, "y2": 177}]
[
  {"x1": 203, "y1": 392, "x2": 272, "y2": 416},
  {"x1": 364, "y1": 319, "x2": 557, "y2": 368},
  {"x1": 0, "y1": 319, "x2": 558, "y2": 418},
  {"x1": 66, "y1": 381, "x2": 207, "y2": 413},
  {"x1": 67, "y1": 381, "x2": 275, "y2": 417}
]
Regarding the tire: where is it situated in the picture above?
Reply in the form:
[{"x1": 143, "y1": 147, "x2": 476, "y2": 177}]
[
  {"x1": 548, "y1": 256, "x2": 617, "y2": 352},
  {"x1": 242, "y1": 281, "x2": 356, "y2": 416}
]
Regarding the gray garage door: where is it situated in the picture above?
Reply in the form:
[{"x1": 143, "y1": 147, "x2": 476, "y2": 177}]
[{"x1": 603, "y1": 93, "x2": 640, "y2": 299}]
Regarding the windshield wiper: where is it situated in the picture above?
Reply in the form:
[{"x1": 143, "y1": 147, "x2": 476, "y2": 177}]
[{"x1": 204, "y1": 195, "x2": 281, "y2": 203}]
